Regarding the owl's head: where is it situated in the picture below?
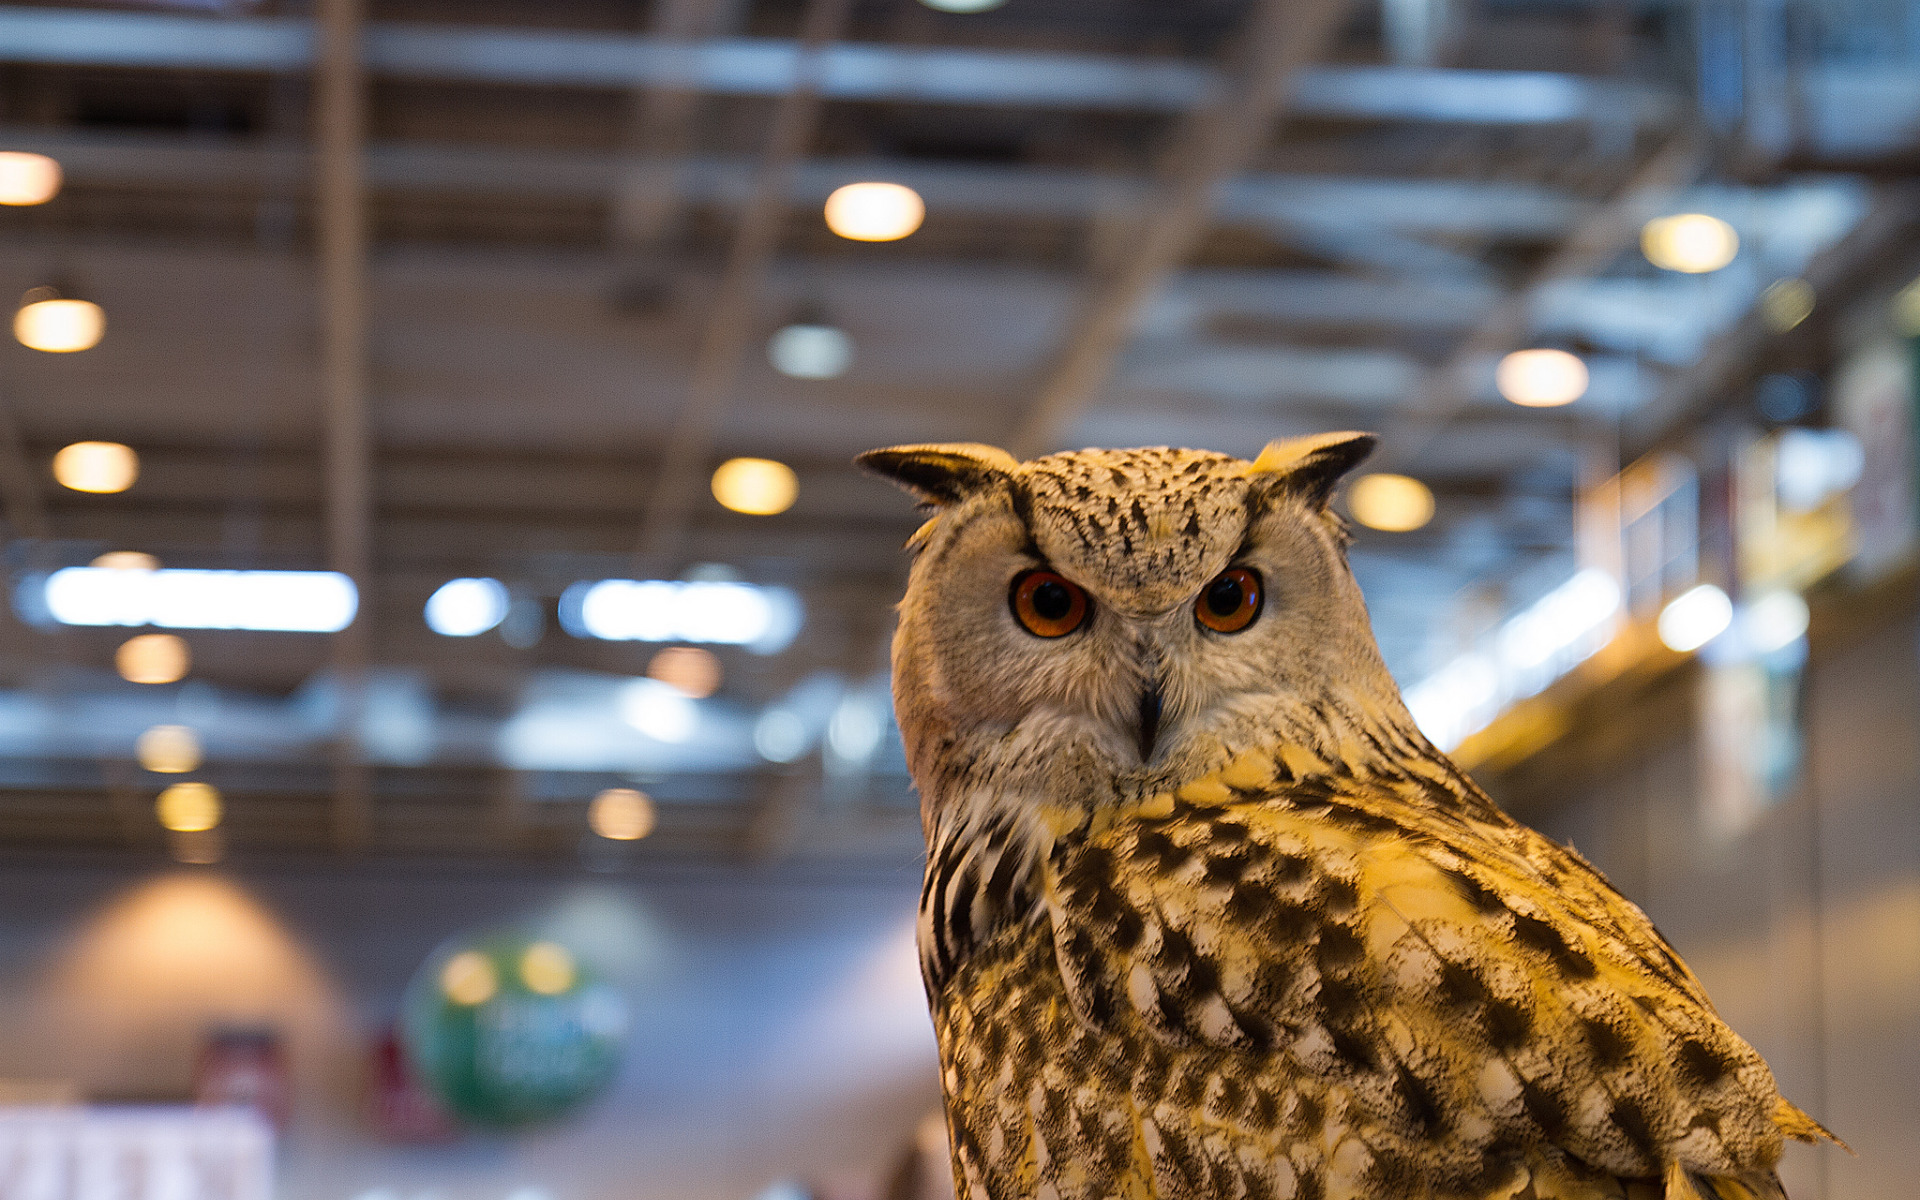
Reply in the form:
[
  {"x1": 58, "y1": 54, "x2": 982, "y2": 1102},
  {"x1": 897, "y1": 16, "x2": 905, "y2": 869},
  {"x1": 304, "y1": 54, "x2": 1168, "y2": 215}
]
[{"x1": 860, "y1": 432, "x2": 1422, "y2": 815}]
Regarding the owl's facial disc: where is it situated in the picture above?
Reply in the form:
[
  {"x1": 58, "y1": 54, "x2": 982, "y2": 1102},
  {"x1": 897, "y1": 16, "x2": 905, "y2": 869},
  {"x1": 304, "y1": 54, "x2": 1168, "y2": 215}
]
[{"x1": 1136, "y1": 683, "x2": 1163, "y2": 762}]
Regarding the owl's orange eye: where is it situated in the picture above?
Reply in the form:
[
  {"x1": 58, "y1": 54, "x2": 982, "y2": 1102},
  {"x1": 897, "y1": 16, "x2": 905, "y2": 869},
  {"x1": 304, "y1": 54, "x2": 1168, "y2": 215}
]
[
  {"x1": 1010, "y1": 570, "x2": 1089, "y2": 638},
  {"x1": 1196, "y1": 568, "x2": 1262, "y2": 633}
]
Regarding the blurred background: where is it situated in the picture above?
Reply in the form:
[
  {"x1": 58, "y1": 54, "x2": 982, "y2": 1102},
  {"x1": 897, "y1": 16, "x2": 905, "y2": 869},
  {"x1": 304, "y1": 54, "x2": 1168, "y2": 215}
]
[{"x1": 0, "y1": 0, "x2": 1910, "y2": 1197}]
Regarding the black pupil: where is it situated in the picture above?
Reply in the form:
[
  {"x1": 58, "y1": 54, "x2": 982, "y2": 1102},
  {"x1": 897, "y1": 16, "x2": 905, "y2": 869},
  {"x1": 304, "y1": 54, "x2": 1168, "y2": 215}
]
[
  {"x1": 1030, "y1": 579, "x2": 1074, "y2": 621},
  {"x1": 1206, "y1": 576, "x2": 1245, "y2": 617}
]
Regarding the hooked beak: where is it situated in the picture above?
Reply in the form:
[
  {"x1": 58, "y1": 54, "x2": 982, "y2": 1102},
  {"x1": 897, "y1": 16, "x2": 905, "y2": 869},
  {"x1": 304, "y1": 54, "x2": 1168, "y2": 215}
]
[{"x1": 1136, "y1": 682, "x2": 1163, "y2": 763}]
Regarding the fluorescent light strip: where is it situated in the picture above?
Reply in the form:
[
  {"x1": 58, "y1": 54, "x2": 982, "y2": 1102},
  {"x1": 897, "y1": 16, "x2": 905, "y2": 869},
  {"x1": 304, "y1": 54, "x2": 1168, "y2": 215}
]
[
  {"x1": 43, "y1": 567, "x2": 358, "y2": 633},
  {"x1": 558, "y1": 579, "x2": 802, "y2": 653}
]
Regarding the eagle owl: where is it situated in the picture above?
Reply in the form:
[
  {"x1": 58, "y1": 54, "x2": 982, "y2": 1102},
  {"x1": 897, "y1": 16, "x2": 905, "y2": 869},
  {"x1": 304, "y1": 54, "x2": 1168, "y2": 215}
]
[{"x1": 857, "y1": 433, "x2": 1837, "y2": 1200}]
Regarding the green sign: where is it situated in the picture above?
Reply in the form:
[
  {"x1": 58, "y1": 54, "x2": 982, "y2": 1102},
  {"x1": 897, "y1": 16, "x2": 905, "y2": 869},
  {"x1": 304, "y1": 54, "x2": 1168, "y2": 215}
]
[{"x1": 400, "y1": 932, "x2": 627, "y2": 1128}]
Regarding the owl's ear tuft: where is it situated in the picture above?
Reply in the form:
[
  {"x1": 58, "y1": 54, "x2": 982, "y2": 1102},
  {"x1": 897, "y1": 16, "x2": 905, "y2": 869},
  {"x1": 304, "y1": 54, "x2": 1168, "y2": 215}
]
[
  {"x1": 1245, "y1": 431, "x2": 1377, "y2": 507},
  {"x1": 857, "y1": 443, "x2": 1020, "y2": 506}
]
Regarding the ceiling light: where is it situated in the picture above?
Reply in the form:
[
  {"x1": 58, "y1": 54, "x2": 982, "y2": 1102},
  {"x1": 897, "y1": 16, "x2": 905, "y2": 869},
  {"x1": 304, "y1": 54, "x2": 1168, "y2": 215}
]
[
  {"x1": 155, "y1": 781, "x2": 221, "y2": 833},
  {"x1": 619, "y1": 678, "x2": 697, "y2": 743},
  {"x1": 1641, "y1": 213, "x2": 1739, "y2": 273},
  {"x1": 1739, "y1": 591, "x2": 1809, "y2": 656},
  {"x1": 561, "y1": 578, "x2": 803, "y2": 652},
  {"x1": 424, "y1": 577, "x2": 510, "y2": 637},
  {"x1": 1495, "y1": 348, "x2": 1588, "y2": 407},
  {"x1": 920, "y1": 0, "x2": 1006, "y2": 10},
  {"x1": 52, "y1": 441, "x2": 138, "y2": 493},
  {"x1": 754, "y1": 708, "x2": 810, "y2": 762},
  {"x1": 16, "y1": 293, "x2": 104, "y2": 352},
  {"x1": 767, "y1": 323, "x2": 852, "y2": 379},
  {"x1": 1760, "y1": 278, "x2": 1815, "y2": 332},
  {"x1": 712, "y1": 456, "x2": 798, "y2": 515},
  {"x1": 519, "y1": 942, "x2": 576, "y2": 995},
  {"x1": 1658, "y1": 584, "x2": 1734, "y2": 653},
  {"x1": 1346, "y1": 473, "x2": 1435, "y2": 532},
  {"x1": 137, "y1": 724, "x2": 202, "y2": 774},
  {"x1": 648, "y1": 646, "x2": 721, "y2": 698},
  {"x1": 823, "y1": 182, "x2": 924, "y2": 242},
  {"x1": 589, "y1": 787, "x2": 657, "y2": 841},
  {"x1": 0, "y1": 152, "x2": 60, "y2": 205},
  {"x1": 91, "y1": 551, "x2": 159, "y2": 571},
  {"x1": 117, "y1": 633, "x2": 189, "y2": 684},
  {"x1": 44, "y1": 567, "x2": 358, "y2": 632},
  {"x1": 440, "y1": 950, "x2": 497, "y2": 1006}
]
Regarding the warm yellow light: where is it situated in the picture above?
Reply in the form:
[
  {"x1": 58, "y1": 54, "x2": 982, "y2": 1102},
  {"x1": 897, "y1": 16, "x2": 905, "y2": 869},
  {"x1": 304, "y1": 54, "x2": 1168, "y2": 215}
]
[
  {"x1": 91, "y1": 550, "x2": 159, "y2": 570},
  {"x1": 1760, "y1": 278, "x2": 1815, "y2": 332},
  {"x1": 590, "y1": 787, "x2": 657, "y2": 841},
  {"x1": 52, "y1": 441, "x2": 138, "y2": 493},
  {"x1": 16, "y1": 297, "x2": 104, "y2": 352},
  {"x1": 117, "y1": 633, "x2": 189, "y2": 685},
  {"x1": 648, "y1": 646, "x2": 722, "y2": 698},
  {"x1": 823, "y1": 182, "x2": 925, "y2": 242},
  {"x1": 0, "y1": 153, "x2": 61, "y2": 205},
  {"x1": 440, "y1": 950, "x2": 497, "y2": 1006},
  {"x1": 519, "y1": 941, "x2": 576, "y2": 995},
  {"x1": 155, "y1": 781, "x2": 221, "y2": 833},
  {"x1": 137, "y1": 724, "x2": 203, "y2": 774},
  {"x1": 1347, "y1": 474, "x2": 1435, "y2": 532},
  {"x1": 1496, "y1": 348, "x2": 1589, "y2": 407},
  {"x1": 711, "y1": 456, "x2": 798, "y2": 515},
  {"x1": 1641, "y1": 213, "x2": 1738, "y2": 274}
]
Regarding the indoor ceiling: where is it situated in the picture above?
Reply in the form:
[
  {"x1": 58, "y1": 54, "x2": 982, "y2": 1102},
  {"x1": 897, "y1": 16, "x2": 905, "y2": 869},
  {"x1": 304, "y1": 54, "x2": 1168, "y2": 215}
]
[{"x1": 0, "y1": 0, "x2": 1910, "y2": 864}]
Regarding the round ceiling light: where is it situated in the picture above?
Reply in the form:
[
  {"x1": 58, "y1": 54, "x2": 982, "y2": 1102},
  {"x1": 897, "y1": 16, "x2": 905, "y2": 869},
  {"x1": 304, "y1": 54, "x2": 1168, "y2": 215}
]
[
  {"x1": 16, "y1": 294, "x2": 103, "y2": 352},
  {"x1": 711, "y1": 457, "x2": 798, "y2": 515},
  {"x1": 155, "y1": 781, "x2": 222, "y2": 833},
  {"x1": 767, "y1": 323, "x2": 852, "y2": 379},
  {"x1": 1496, "y1": 349, "x2": 1589, "y2": 407},
  {"x1": 1346, "y1": 473, "x2": 1435, "y2": 532},
  {"x1": 824, "y1": 182, "x2": 925, "y2": 242},
  {"x1": 1760, "y1": 278, "x2": 1815, "y2": 332},
  {"x1": 117, "y1": 633, "x2": 189, "y2": 685},
  {"x1": 589, "y1": 787, "x2": 657, "y2": 841},
  {"x1": 1641, "y1": 213, "x2": 1739, "y2": 274},
  {"x1": 0, "y1": 152, "x2": 61, "y2": 205},
  {"x1": 52, "y1": 441, "x2": 138, "y2": 493}
]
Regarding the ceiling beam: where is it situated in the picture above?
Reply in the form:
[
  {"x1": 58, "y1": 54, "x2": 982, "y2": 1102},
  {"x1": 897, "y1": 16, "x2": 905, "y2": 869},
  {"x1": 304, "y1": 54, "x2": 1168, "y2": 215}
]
[
  {"x1": 1009, "y1": 0, "x2": 1360, "y2": 457},
  {"x1": 315, "y1": 0, "x2": 373, "y2": 849},
  {"x1": 0, "y1": 5, "x2": 1675, "y2": 125},
  {"x1": 5, "y1": 128, "x2": 1592, "y2": 243},
  {"x1": 633, "y1": 0, "x2": 854, "y2": 570}
]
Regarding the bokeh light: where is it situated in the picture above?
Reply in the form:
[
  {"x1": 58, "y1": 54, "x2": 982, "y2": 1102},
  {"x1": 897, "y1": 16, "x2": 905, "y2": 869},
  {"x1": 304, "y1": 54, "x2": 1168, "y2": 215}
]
[
  {"x1": 1641, "y1": 213, "x2": 1739, "y2": 273},
  {"x1": 767, "y1": 324, "x2": 852, "y2": 379},
  {"x1": 1658, "y1": 584, "x2": 1734, "y2": 652},
  {"x1": 52, "y1": 441, "x2": 138, "y2": 493},
  {"x1": 619, "y1": 678, "x2": 697, "y2": 743},
  {"x1": 155, "y1": 781, "x2": 221, "y2": 833},
  {"x1": 16, "y1": 296, "x2": 104, "y2": 352},
  {"x1": 424, "y1": 577, "x2": 510, "y2": 637},
  {"x1": 589, "y1": 787, "x2": 657, "y2": 841},
  {"x1": 1346, "y1": 474, "x2": 1435, "y2": 532},
  {"x1": 0, "y1": 152, "x2": 61, "y2": 205},
  {"x1": 137, "y1": 724, "x2": 202, "y2": 774},
  {"x1": 920, "y1": 0, "x2": 1005, "y2": 9},
  {"x1": 1496, "y1": 349, "x2": 1588, "y2": 407},
  {"x1": 90, "y1": 550, "x2": 159, "y2": 571},
  {"x1": 519, "y1": 942, "x2": 576, "y2": 995},
  {"x1": 440, "y1": 950, "x2": 498, "y2": 1006},
  {"x1": 823, "y1": 182, "x2": 924, "y2": 242},
  {"x1": 116, "y1": 633, "x2": 189, "y2": 684},
  {"x1": 711, "y1": 457, "x2": 798, "y2": 515},
  {"x1": 648, "y1": 646, "x2": 722, "y2": 698},
  {"x1": 1761, "y1": 278, "x2": 1815, "y2": 332}
]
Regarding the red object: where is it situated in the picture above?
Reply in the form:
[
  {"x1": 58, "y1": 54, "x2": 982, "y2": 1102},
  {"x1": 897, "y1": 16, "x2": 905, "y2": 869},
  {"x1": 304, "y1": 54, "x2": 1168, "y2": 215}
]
[
  {"x1": 366, "y1": 1026, "x2": 459, "y2": 1143},
  {"x1": 195, "y1": 1027, "x2": 292, "y2": 1130}
]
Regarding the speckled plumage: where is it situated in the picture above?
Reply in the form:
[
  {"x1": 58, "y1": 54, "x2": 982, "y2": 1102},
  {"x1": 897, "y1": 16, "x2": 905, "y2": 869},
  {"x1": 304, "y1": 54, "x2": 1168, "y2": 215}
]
[{"x1": 858, "y1": 435, "x2": 1836, "y2": 1200}]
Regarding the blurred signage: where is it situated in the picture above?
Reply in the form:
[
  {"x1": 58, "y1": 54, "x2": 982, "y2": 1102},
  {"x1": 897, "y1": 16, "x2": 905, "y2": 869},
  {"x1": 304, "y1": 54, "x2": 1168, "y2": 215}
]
[
  {"x1": 1834, "y1": 337, "x2": 1917, "y2": 579},
  {"x1": 0, "y1": 1107, "x2": 272, "y2": 1200}
]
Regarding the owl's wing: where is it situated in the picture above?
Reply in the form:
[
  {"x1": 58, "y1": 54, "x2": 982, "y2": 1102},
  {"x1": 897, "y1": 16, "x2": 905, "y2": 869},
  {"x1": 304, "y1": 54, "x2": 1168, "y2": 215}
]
[{"x1": 1039, "y1": 757, "x2": 1815, "y2": 1200}]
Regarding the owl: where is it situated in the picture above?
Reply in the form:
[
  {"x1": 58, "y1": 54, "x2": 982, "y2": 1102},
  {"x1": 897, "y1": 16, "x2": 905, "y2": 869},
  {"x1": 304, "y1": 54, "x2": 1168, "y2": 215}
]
[{"x1": 857, "y1": 433, "x2": 1839, "y2": 1200}]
